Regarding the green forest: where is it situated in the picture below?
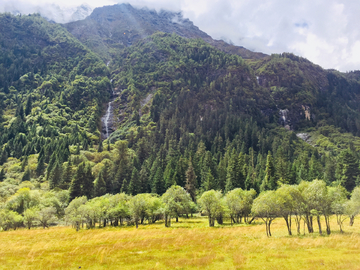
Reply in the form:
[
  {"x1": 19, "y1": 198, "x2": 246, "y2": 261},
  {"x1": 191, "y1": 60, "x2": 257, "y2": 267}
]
[{"x1": 2, "y1": 12, "x2": 360, "y2": 234}]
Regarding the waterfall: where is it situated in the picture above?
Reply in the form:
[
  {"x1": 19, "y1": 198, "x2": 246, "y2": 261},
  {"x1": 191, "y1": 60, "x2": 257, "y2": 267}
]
[
  {"x1": 101, "y1": 81, "x2": 116, "y2": 140},
  {"x1": 103, "y1": 101, "x2": 112, "y2": 139}
]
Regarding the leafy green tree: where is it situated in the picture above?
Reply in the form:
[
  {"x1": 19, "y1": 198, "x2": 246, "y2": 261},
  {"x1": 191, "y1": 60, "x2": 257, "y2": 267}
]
[
  {"x1": 129, "y1": 194, "x2": 148, "y2": 228},
  {"x1": 347, "y1": 187, "x2": 360, "y2": 226},
  {"x1": 329, "y1": 186, "x2": 348, "y2": 233},
  {"x1": 161, "y1": 185, "x2": 192, "y2": 227},
  {"x1": 65, "y1": 196, "x2": 87, "y2": 231},
  {"x1": 23, "y1": 208, "x2": 38, "y2": 229},
  {"x1": 198, "y1": 190, "x2": 225, "y2": 227},
  {"x1": 251, "y1": 190, "x2": 278, "y2": 237}
]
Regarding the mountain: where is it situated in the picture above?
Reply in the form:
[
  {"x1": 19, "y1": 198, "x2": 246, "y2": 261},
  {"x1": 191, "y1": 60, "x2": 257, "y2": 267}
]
[
  {"x1": 1, "y1": 4, "x2": 360, "y2": 202},
  {"x1": 64, "y1": 4, "x2": 266, "y2": 62}
]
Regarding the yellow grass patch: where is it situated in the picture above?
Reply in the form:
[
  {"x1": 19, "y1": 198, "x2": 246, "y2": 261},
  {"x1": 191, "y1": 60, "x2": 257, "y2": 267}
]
[{"x1": 0, "y1": 216, "x2": 360, "y2": 269}]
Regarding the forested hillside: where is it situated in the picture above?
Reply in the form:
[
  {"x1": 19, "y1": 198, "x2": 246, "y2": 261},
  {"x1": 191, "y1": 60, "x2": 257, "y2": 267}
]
[{"x1": 1, "y1": 6, "x2": 360, "y2": 232}]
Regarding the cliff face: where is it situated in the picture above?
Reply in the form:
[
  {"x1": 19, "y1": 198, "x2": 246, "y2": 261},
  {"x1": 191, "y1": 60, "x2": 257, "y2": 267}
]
[{"x1": 64, "y1": 4, "x2": 266, "y2": 61}]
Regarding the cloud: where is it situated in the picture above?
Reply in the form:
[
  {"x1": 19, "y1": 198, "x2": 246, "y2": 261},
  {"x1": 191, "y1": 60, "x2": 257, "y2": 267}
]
[{"x1": 1, "y1": 0, "x2": 360, "y2": 71}]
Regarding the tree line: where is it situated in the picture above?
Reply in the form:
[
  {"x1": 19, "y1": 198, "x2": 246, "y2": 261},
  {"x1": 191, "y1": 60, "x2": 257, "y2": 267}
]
[{"x1": 1, "y1": 181, "x2": 360, "y2": 237}]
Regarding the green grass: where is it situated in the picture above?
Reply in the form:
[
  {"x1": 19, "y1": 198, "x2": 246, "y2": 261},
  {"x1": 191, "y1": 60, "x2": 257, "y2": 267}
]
[{"x1": 1, "y1": 216, "x2": 360, "y2": 269}]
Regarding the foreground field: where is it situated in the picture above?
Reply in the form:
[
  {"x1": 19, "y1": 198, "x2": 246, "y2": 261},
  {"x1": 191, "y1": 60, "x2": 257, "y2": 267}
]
[{"x1": 1, "y1": 217, "x2": 360, "y2": 270}]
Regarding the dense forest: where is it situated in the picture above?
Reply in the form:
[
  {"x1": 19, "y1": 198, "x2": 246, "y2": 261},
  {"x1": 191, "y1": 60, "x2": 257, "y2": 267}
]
[{"x1": 1, "y1": 9, "x2": 360, "y2": 232}]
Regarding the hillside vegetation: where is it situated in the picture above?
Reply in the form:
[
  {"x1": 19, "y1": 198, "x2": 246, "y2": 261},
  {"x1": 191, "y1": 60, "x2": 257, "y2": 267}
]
[{"x1": 1, "y1": 6, "x2": 360, "y2": 241}]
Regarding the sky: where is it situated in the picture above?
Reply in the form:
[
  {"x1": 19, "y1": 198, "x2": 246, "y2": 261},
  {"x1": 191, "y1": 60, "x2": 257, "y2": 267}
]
[{"x1": 2, "y1": 0, "x2": 360, "y2": 72}]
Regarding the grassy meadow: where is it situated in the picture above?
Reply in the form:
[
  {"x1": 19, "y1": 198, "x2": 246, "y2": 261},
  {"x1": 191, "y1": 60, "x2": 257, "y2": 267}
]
[{"x1": 1, "y1": 216, "x2": 360, "y2": 270}]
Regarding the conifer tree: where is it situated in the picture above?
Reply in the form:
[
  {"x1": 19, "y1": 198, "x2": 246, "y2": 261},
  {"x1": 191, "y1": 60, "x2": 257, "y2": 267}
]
[
  {"x1": 336, "y1": 149, "x2": 360, "y2": 191},
  {"x1": 185, "y1": 158, "x2": 197, "y2": 202},
  {"x1": 260, "y1": 151, "x2": 277, "y2": 191},
  {"x1": 152, "y1": 167, "x2": 165, "y2": 195},
  {"x1": 94, "y1": 170, "x2": 106, "y2": 197},
  {"x1": 83, "y1": 163, "x2": 94, "y2": 199},
  {"x1": 61, "y1": 161, "x2": 73, "y2": 189},
  {"x1": 21, "y1": 167, "x2": 31, "y2": 182},
  {"x1": 25, "y1": 95, "x2": 32, "y2": 116},
  {"x1": 120, "y1": 178, "x2": 128, "y2": 193},
  {"x1": 0, "y1": 168, "x2": 5, "y2": 182},
  {"x1": 21, "y1": 156, "x2": 28, "y2": 172},
  {"x1": 98, "y1": 140, "x2": 103, "y2": 153},
  {"x1": 49, "y1": 161, "x2": 62, "y2": 189},
  {"x1": 69, "y1": 162, "x2": 85, "y2": 202},
  {"x1": 36, "y1": 152, "x2": 46, "y2": 177},
  {"x1": 128, "y1": 167, "x2": 140, "y2": 195}
]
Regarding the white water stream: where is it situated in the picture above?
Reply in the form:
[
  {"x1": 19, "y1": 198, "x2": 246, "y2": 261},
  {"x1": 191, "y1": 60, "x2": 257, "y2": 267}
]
[{"x1": 102, "y1": 82, "x2": 116, "y2": 139}]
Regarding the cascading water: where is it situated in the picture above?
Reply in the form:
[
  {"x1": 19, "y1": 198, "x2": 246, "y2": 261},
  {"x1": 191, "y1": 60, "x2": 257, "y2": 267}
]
[{"x1": 101, "y1": 82, "x2": 116, "y2": 140}]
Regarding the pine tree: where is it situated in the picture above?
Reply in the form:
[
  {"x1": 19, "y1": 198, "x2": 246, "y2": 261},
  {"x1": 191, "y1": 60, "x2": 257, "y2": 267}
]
[
  {"x1": 69, "y1": 162, "x2": 85, "y2": 202},
  {"x1": 36, "y1": 152, "x2": 46, "y2": 177},
  {"x1": 152, "y1": 167, "x2": 165, "y2": 195},
  {"x1": 260, "y1": 151, "x2": 277, "y2": 191},
  {"x1": 61, "y1": 162, "x2": 73, "y2": 189},
  {"x1": 120, "y1": 178, "x2": 128, "y2": 193},
  {"x1": 21, "y1": 167, "x2": 31, "y2": 182},
  {"x1": 0, "y1": 168, "x2": 5, "y2": 182},
  {"x1": 25, "y1": 95, "x2": 32, "y2": 116},
  {"x1": 336, "y1": 149, "x2": 360, "y2": 191},
  {"x1": 94, "y1": 170, "x2": 106, "y2": 197},
  {"x1": 128, "y1": 167, "x2": 141, "y2": 195},
  {"x1": 98, "y1": 140, "x2": 103, "y2": 153},
  {"x1": 83, "y1": 163, "x2": 94, "y2": 199},
  {"x1": 49, "y1": 161, "x2": 62, "y2": 189},
  {"x1": 21, "y1": 156, "x2": 28, "y2": 172},
  {"x1": 185, "y1": 158, "x2": 197, "y2": 202}
]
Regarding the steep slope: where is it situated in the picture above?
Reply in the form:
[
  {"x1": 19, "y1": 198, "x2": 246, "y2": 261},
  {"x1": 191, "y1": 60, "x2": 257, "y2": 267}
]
[
  {"x1": 248, "y1": 53, "x2": 360, "y2": 135},
  {"x1": 0, "y1": 13, "x2": 110, "y2": 165},
  {"x1": 64, "y1": 3, "x2": 266, "y2": 62}
]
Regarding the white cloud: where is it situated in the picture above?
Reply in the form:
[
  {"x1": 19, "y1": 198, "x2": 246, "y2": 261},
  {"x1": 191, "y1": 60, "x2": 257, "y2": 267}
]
[{"x1": 1, "y1": 0, "x2": 360, "y2": 71}]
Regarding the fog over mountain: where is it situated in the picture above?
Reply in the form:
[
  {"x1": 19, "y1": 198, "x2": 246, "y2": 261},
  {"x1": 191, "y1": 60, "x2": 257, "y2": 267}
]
[{"x1": 1, "y1": 0, "x2": 360, "y2": 72}]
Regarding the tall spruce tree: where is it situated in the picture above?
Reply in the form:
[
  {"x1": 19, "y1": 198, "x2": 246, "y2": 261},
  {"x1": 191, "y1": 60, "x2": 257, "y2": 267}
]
[
  {"x1": 260, "y1": 151, "x2": 277, "y2": 191},
  {"x1": 185, "y1": 158, "x2": 197, "y2": 202}
]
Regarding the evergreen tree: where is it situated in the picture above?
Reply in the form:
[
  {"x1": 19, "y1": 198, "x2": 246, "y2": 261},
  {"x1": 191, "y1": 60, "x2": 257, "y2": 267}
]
[
  {"x1": 69, "y1": 162, "x2": 85, "y2": 202},
  {"x1": 260, "y1": 151, "x2": 277, "y2": 191},
  {"x1": 98, "y1": 140, "x2": 103, "y2": 153},
  {"x1": 83, "y1": 163, "x2": 94, "y2": 199},
  {"x1": 152, "y1": 167, "x2": 165, "y2": 195},
  {"x1": 120, "y1": 178, "x2": 128, "y2": 193},
  {"x1": 336, "y1": 149, "x2": 360, "y2": 191},
  {"x1": 94, "y1": 170, "x2": 106, "y2": 197},
  {"x1": 0, "y1": 168, "x2": 5, "y2": 182},
  {"x1": 36, "y1": 152, "x2": 46, "y2": 177},
  {"x1": 61, "y1": 161, "x2": 73, "y2": 189},
  {"x1": 25, "y1": 95, "x2": 32, "y2": 116},
  {"x1": 128, "y1": 167, "x2": 140, "y2": 195},
  {"x1": 21, "y1": 156, "x2": 28, "y2": 172},
  {"x1": 21, "y1": 167, "x2": 31, "y2": 182},
  {"x1": 49, "y1": 161, "x2": 62, "y2": 189},
  {"x1": 185, "y1": 158, "x2": 197, "y2": 202}
]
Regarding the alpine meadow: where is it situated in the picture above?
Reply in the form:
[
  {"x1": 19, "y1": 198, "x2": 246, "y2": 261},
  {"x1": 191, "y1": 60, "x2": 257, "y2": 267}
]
[{"x1": 1, "y1": 3, "x2": 360, "y2": 269}]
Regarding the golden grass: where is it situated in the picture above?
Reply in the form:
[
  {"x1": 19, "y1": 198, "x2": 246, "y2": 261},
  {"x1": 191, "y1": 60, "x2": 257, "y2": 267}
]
[{"x1": 1, "y1": 216, "x2": 360, "y2": 269}]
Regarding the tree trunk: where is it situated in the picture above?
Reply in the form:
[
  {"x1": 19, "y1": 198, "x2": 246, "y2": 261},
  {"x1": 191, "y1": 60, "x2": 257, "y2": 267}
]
[
  {"x1": 268, "y1": 219, "x2": 272, "y2": 237},
  {"x1": 135, "y1": 220, "x2": 139, "y2": 229},
  {"x1": 349, "y1": 215, "x2": 355, "y2": 226},
  {"x1": 324, "y1": 215, "x2": 331, "y2": 235},
  {"x1": 176, "y1": 216, "x2": 178, "y2": 222},
  {"x1": 317, "y1": 215, "x2": 322, "y2": 235},
  {"x1": 284, "y1": 216, "x2": 292, "y2": 236}
]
